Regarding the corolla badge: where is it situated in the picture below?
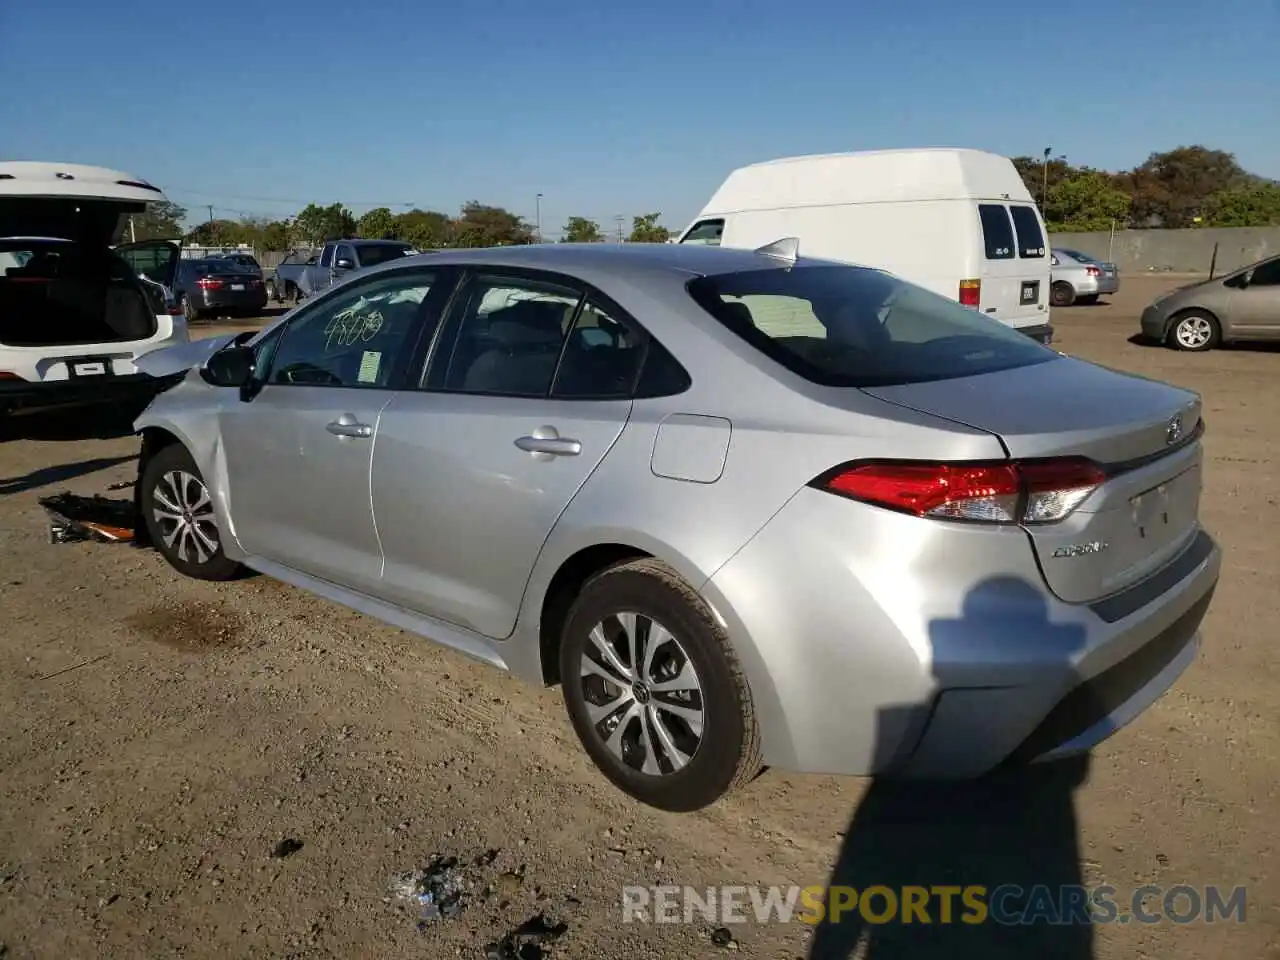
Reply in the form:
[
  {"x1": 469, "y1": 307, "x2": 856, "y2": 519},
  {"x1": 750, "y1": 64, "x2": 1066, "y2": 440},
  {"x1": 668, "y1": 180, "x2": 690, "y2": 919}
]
[{"x1": 1166, "y1": 413, "x2": 1184, "y2": 445}]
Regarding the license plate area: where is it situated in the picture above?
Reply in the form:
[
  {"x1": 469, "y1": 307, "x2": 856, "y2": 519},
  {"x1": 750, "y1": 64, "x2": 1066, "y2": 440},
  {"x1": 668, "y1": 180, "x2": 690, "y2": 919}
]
[
  {"x1": 1020, "y1": 280, "x2": 1039, "y2": 304},
  {"x1": 231, "y1": 284, "x2": 245, "y2": 291},
  {"x1": 66, "y1": 356, "x2": 114, "y2": 378}
]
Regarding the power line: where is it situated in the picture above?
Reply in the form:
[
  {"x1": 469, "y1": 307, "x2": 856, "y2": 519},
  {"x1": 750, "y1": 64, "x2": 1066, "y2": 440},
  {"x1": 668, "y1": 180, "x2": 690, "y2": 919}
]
[{"x1": 166, "y1": 186, "x2": 416, "y2": 208}]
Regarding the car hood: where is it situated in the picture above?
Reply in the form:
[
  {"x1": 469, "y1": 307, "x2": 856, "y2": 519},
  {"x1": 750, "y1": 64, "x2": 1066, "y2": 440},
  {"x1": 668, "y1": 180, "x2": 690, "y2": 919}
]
[{"x1": 134, "y1": 333, "x2": 238, "y2": 378}]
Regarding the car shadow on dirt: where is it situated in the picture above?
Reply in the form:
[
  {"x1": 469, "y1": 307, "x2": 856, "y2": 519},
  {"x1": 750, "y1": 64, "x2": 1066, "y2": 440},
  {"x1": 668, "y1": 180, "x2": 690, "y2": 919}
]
[
  {"x1": 808, "y1": 577, "x2": 1093, "y2": 959},
  {"x1": 0, "y1": 406, "x2": 141, "y2": 444},
  {"x1": 1127, "y1": 332, "x2": 1280, "y2": 353},
  {"x1": 0, "y1": 454, "x2": 137, "y2": 497}
]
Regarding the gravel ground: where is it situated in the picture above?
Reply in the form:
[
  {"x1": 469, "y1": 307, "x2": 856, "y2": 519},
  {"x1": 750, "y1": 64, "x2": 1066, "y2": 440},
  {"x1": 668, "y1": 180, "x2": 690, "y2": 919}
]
[{"x1": 0, "y1": 276, "x2": 1277, "y2": 959}]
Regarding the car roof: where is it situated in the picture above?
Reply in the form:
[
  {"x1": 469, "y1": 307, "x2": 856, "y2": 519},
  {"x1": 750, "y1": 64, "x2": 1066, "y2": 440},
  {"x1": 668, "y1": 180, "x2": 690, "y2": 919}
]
[{"x1": 388, "y1": 241, "x2": 831, "y2": 280}]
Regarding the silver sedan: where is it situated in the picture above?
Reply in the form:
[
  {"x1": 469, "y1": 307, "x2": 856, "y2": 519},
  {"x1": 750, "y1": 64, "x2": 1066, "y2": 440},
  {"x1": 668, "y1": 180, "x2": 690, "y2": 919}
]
[
  {"x1": 1050, "y1": 248, "x2": 1121, "y2": 306},
  {"x1": 132, "y1": 242, "x2": 1221, "y2": 811}
]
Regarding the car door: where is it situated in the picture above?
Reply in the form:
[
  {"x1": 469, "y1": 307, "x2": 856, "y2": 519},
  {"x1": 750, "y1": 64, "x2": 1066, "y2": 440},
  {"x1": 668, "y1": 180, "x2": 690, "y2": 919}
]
[
  {"x1": 370, "y1": 270, "x2": 645, "y2": 639},
  {"x1": 1224, "y1": 257, "x2": 1280, "y2": 337},
  {"x1": 115, "y1": 239, "x2": 182, "y2": 314},
  {"x1": 217, "y1": 265, "x2": 449, "y2": 593},
  {"x1": 977, "y1": 203, "x2": 1048, "y2": 328},
  {"x1": 304, "y1": 243, "x2": 335, "y2": 296}
]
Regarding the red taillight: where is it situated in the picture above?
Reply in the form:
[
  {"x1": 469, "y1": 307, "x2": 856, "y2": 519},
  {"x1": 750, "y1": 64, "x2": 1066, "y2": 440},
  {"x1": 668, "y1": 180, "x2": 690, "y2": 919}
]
[
  {"x1": 0, "y1": 371, "x2": 26, "y2": 381},
  {"x1": 1085, "y1": 266, "x2": 1102, "y2": 277},
  {"x1": 817, "y1": 458, "x2": 1106, "y2": 524},
  {"x1": 197, "y1": 278, "x2": 224, "y2": 290},
  {"x1": 958, "y1": 279, "x2": 981, "y2": 307}
]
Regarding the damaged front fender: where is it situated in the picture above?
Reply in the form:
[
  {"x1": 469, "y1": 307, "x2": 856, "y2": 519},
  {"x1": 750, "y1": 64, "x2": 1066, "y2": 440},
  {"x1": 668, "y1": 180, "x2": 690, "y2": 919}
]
[{"x1": 132, "y1": 333, "x2": 239, "y2": 378}]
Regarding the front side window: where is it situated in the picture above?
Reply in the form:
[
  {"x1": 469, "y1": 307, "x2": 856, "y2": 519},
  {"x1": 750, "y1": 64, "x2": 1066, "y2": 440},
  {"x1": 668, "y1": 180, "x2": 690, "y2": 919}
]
[
  {"x1": 978, "y1": 204, "x2": 1015, "y2": 260},
  {"x1": 439, "y1": 276, "x2": 581, "y2": 395},
  {"x1": 1008, "y1": 206, "x2": 1046, "y2": 258},
  {"x1": 687, "y1": 264, "x2": 1056, "y2": 388},
  {"x1": 680, "y1": 219, "x2": 724, "y2": 246},
  {"x1": 336, "y1": 244, "x2": 356, "y2": 265},
  {"x1": 266, "y1": 270, "x2": 436, "y2": 388}
]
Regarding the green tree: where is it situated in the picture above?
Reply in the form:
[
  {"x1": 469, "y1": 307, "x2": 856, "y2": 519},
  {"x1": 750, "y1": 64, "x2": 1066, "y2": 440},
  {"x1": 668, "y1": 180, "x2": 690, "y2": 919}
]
[
  {"x1": 561, "y1": 216, "x2": 604, "y2": 243},
  {"x1": 260, "y1": 220, "x2": 293, "y2": 251},
  {"x1": 1046, "y1": 171, "x2": 1132, "y2": 232},
  {"x1": 185, "y1": 219, "x2": 246, "y2": 246},
  {"x1": 357, "y1": 207, "x2": 398, "y2": 239},
  {"x1": 628, "y1": 213, "x2": 670, "y2": 243},
  {"x1": 393, "y1": 209, "x2": 453, "y2": 249},
  {"x1": 1203, "y1": 182, "x2": 1280, "y2": 227},
  {"x1": 126, "y1": 199, "x2": 187, "y2": 241},
  {"x1": 451, "y1": 201, "x2": 534, "y2": 248},
  {"x1": 1121, "y1": 146, "x2": 1251, "y2": 228},
  {"x1": 291, "y1": 202, "x2": 356, "y2": 244},
  {"x1": 1011, "y1": 155, "x2": 1079, "y2": 207}
]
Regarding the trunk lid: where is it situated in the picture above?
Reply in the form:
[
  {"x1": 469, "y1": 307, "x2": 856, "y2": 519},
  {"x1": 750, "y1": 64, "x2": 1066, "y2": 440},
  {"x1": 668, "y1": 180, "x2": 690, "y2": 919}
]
[
  {"x1": 863, "y1": 356, "x2": 1205, "y2": 604},
  {"x1": 1, "y1": 162, "x2": 167, "y2": 247}
]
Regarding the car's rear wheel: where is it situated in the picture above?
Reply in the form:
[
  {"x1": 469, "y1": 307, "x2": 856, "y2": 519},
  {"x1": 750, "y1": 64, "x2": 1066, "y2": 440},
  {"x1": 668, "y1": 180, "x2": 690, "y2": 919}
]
[
  {"x1": 140, "y1": 444, "x2": 243, "y2": 581},
  {"x1": 1168, "y1": 311, "x2": 1219, "y2": 352},
  {"x1": 180, "y1": 296, "x2": 200, "y2": 323},
  {"x1": 559, "y1": 558, "x2": 761, "y2": 812},
  {"x1": 1050, "y1": 281, "x2": 1076, "y2": 307}
]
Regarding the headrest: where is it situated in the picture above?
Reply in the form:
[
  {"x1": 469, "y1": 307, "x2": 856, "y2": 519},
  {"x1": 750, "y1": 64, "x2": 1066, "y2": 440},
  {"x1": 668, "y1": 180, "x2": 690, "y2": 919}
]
[{"x1": 485, "y1": 300, "x2": 567, "y2": 347}]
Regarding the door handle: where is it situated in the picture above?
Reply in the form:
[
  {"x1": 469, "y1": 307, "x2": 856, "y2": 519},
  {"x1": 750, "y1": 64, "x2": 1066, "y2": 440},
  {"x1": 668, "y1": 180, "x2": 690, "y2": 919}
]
[
  {"x1": 515, "y1": 426, "x2": 581, "y2": 457},
  {"x1": 326, "y1": 413, "x2": 373, "y2": 439}
]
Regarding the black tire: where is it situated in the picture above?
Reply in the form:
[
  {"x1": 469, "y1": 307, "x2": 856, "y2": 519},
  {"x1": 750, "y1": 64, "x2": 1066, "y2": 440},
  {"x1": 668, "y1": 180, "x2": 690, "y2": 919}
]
[
  {"x1": 265, "y1": 279, "x2": 278, "y2": 302},
  {"x1": 1050, "y1": 281, "x2": 1076, "y2": 307},
  {"x1": 140, "y1": 444, "x2": 243, "y2": 581},
  {"x1": 1167, "y1": 310, "x2": 1220, "y2": 352},
  {"x1": 181, "y1": 296, "x2": 200, "y2": 323},
  {"x1": 1076, "y1": 294, "x2": 1100, "y2": 305},
  {"x1": 559, "y1": 558, "x2": 761, "y2": 812}
]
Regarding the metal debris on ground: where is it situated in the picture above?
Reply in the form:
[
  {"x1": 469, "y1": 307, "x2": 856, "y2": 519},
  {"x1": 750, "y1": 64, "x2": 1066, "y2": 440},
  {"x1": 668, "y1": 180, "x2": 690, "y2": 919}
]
[
  {"x1": 483, "y1": 913, "x2": 569, "y2": 960},
  {"x1": 39, "y1": 492, "x2": 136, "y2": 544},
  {"x1": 106, "y1": 480, "x2": 134, "y2": 491},
  {"x1": 389, "y1": 856, "x2": 466, "y2": 927}
]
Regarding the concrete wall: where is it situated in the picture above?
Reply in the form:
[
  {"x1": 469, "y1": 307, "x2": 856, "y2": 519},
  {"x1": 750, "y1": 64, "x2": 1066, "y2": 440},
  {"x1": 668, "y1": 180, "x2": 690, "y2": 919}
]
[{"x1": 1049, "y1": 227, "x2": 1280, "y2": 275}]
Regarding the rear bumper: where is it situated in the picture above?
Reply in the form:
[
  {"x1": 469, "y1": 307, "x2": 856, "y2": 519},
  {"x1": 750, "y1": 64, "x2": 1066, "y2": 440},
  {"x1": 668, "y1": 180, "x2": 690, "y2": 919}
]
[
  {"x1": 195, "y1": 289, "x2": 269, "y2": 313},
  {"x1": 1070, "y1": 275, "x2": 1120, "y2": 296},
  {"x1": 0, "y1": 372, "x2": 180, "y2": 416},
  {"x1": 1015, "y1": 322, "x2": 1053, "y2": 345},
  {"x1": 702, "y1": 487, "x2": 1221, "y2": 778}
]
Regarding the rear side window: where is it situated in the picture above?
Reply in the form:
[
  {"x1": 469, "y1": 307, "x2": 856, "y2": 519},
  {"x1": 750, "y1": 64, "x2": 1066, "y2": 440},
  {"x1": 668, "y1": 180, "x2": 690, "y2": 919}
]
[
  {"x1": 978, "y1": 205, "x2": 1014, "y2": 260},
  {"x1": 1009, "y1": 206, "x2": 1046, "y2": 258},
  {"x1": 687, "y1": 264, "x2": 1055, "y2": 388}
]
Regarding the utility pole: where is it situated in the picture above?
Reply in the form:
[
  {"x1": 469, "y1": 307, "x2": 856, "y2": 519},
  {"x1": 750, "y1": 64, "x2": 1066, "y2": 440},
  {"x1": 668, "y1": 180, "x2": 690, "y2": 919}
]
[
  {"x1": 535, "y1": 193, "x2": 543, "y2": 243},
  {"x1": 1041, "y1": 146, "x2": 1051, "y2": 213},
  {"x1": 615, "y1": 215, "x2": 625, "y2": 243}
]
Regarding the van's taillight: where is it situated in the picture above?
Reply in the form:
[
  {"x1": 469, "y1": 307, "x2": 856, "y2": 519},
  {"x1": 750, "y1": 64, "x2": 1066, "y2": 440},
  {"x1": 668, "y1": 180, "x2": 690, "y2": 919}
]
[
  {"x1": 958, "y1": 279, "x2": 981, "y2": 307},
  {"x1": 197, "y1": 278, "x2": 224, "y2": 290},
  {"x1": 816, "y1": 458, "x2": 1106, "y2": 524},
  {"x1": 0, "y1": 371, "x2": 26, "y2": 381}
]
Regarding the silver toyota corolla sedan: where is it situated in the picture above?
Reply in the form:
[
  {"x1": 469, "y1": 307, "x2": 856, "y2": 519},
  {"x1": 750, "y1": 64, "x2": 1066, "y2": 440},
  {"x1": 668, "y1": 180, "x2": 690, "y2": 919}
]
[{"x1": 132, "y1": 242, "x2": 1221, "y2": 812}]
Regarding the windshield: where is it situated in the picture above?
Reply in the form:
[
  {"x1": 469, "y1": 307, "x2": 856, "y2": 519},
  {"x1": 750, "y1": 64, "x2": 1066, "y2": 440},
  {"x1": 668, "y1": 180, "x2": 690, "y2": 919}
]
[
  {"x1": 356, "y1": 243, "x2": 412, "y2": 267},
  {"x1": 687, "y1": 265, "x2": 1057, "y2": 388}
]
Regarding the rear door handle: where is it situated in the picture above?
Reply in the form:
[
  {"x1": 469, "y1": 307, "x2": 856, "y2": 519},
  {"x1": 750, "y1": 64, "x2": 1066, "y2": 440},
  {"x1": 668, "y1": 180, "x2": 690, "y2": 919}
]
[
  {"x1": 515, "y1": 426, "x2": 581, "y2": 457},
  {"x1": 327, "y1": 413, "x2": 373, "y2": 439}
]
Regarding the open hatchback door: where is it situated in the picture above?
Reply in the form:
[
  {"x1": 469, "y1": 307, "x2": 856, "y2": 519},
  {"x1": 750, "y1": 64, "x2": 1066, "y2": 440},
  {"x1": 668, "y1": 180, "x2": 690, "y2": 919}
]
[{"x1": 0, "y1": 161, "x2": 190, "y2": 416}]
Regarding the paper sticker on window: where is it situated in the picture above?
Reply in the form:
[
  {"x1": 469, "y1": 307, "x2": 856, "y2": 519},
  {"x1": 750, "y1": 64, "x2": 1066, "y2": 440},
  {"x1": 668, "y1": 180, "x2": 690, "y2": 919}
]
[{"x1": 358, "y1": 351, "x2": 381, "y2": 383}]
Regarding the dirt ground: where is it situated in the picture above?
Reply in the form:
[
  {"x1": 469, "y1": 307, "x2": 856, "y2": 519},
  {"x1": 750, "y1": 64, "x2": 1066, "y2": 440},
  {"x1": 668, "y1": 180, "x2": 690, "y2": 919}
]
[{"x1": 1, "y1": 276, "x2": 1276, "y2": 959}]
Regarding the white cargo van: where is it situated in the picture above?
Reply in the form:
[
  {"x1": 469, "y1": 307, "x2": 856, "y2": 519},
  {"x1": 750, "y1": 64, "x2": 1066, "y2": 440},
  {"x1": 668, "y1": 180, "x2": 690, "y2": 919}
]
[{"x1": 677, "y1": 148, "x2": 1053, "y2": 342}]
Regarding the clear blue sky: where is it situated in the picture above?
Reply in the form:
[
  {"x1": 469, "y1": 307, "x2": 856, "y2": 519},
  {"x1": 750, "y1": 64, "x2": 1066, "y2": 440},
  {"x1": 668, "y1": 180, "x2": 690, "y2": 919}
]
[{"x1": 2, "y1": 0, "x2": 1276, "y2": 234}]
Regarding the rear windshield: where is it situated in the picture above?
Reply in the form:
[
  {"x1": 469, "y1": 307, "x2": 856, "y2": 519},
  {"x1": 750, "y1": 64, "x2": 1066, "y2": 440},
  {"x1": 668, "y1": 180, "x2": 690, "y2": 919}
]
[
  {"x1": 687, "y1": 265, "x2": 1056, "y2": 388},
  {"x1": 1008, "y1": 206, "x2": 1046, "y2": 258},
  {"x1": 187, "y1": 260, "x2": 248, "y2": 277},
  {"x1": 977, "y1": 204, "x2": 1015, "y2": 260},
  {"x1": 356, "y1": 243, "x2": 412, "y2": 267},
  {"x1": 1058, "y1": 248, "x2": 1094, "y2": 263}
]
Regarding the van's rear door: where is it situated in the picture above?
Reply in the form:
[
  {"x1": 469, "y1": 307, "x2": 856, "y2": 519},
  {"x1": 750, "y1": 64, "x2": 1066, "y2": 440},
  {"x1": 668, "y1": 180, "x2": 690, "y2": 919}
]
[{"x1": 975, "y1": 202, "x2": 1050, "y2": 334}]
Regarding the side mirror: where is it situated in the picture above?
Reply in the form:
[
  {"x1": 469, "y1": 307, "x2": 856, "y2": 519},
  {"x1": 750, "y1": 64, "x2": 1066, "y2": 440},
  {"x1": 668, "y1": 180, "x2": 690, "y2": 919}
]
[
  {"x1": 334, "y1": 257, "x2": 355, "y2": 270},
  {"x1": 201, "y1": 345, "x2": 255, "y2": 388}
]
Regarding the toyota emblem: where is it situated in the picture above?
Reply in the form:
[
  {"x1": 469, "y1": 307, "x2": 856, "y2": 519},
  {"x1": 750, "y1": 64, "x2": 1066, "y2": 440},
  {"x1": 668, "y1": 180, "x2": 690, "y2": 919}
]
[{"x1": 1166, "y1": 414, "x2": 1184, "y2": 445}]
